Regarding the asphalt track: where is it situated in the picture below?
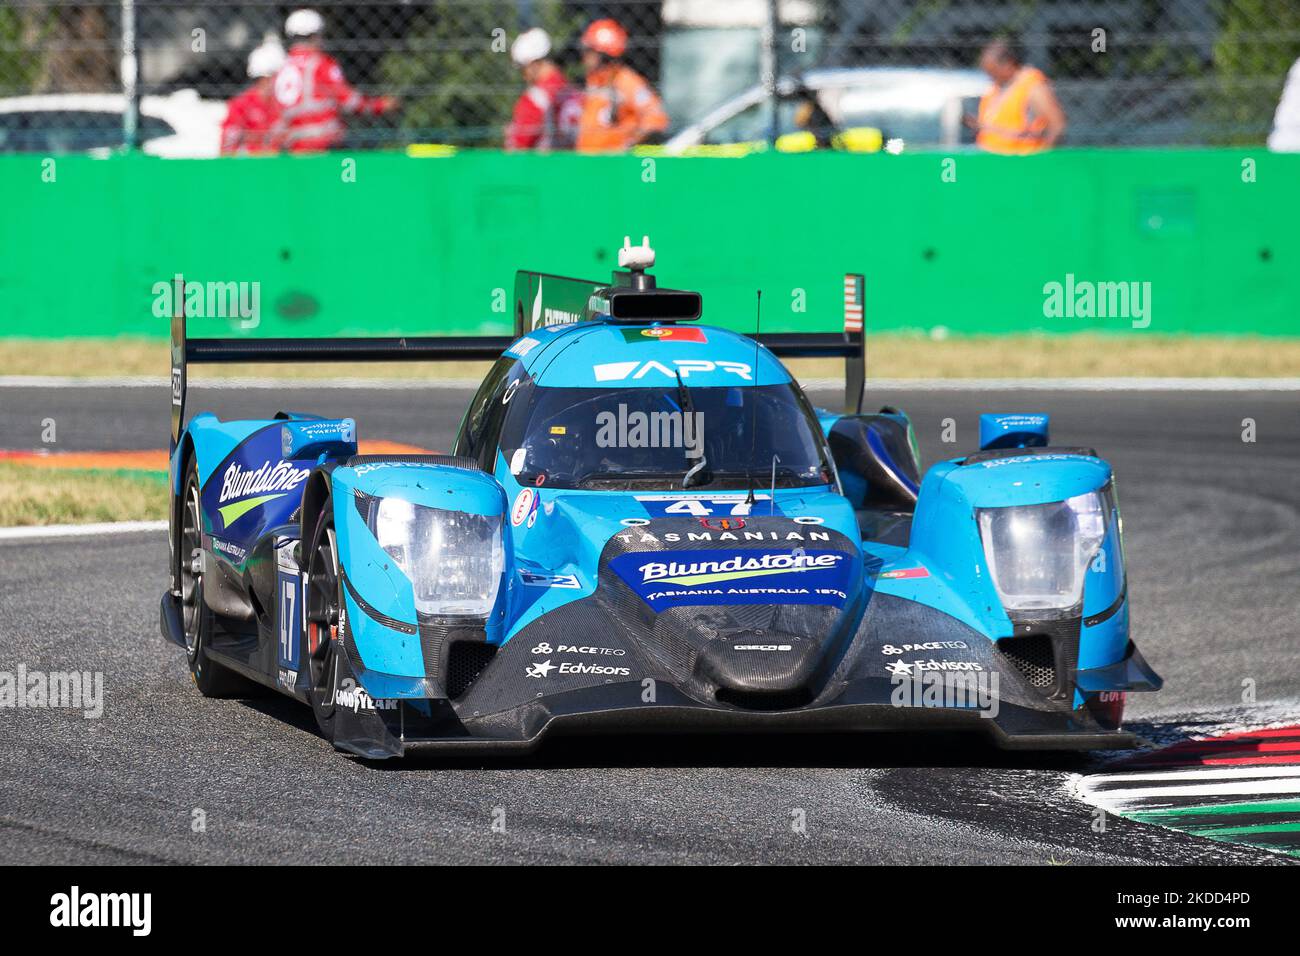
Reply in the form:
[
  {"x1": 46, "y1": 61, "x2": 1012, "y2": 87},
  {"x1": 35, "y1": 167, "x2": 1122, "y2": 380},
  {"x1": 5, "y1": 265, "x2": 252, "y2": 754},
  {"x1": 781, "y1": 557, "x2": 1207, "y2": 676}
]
[{"x1": 0, "y1": 381, "x2": 1297, "y2": 864}]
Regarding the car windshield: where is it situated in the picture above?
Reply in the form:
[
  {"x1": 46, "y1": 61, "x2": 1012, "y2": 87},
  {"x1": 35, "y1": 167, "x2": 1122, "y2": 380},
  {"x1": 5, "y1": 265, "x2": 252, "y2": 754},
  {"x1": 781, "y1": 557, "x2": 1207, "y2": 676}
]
[
  {"x1": 705, "y1": 97, "x2": 802, "y2": 144},
  {"x1": 839, "y1": 106, "x2": 943, "y2": 144},
  {"x1": 498, "y1": 382, "x2": 833, "y2": 491},
  {"x1": 0, "y1": 111, "x2": 174, "y2": 152}
]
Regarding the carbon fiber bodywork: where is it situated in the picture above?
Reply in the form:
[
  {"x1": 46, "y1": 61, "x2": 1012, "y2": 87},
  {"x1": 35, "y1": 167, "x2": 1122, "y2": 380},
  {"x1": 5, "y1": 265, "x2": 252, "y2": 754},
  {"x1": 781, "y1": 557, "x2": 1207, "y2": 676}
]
[{"x1": 317, "y1": 515, "x2": 1141, "y2": 759}]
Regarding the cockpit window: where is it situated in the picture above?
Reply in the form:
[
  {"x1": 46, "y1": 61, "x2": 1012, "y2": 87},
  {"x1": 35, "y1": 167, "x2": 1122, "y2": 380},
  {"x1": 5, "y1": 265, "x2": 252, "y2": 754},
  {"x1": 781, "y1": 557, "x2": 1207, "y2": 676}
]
[{"x1": 496, "y1": 382, "x2": 833, "y2": 491}]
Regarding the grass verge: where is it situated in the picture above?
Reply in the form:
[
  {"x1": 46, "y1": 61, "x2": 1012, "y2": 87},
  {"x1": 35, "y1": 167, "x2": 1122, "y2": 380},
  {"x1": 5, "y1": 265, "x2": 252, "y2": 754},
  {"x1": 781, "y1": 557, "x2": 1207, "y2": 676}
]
[
  {"x1": 5, "y1": 334, "x2": 1300, "y2": 380},
  {"x1": 0, "y1": 464, "x2": 167, "y2": 527}
]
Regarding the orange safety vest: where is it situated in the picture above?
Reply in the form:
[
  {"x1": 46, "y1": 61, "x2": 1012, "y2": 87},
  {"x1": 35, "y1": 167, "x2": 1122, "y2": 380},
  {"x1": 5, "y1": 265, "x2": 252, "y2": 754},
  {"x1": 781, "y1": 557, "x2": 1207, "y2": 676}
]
[
  {"x1": 977, "y1": 66, "x2": 1051, "y2": 155},
  {"x1": 576, "y1": 64, "x2": 668, "y2": 153}
]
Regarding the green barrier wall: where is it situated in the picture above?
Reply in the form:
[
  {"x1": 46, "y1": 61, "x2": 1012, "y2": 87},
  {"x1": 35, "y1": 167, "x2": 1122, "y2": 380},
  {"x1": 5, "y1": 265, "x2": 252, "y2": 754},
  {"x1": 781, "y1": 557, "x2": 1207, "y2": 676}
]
[{"x1": 1, "y1": 150, "x2": 1295, "y2": 339}]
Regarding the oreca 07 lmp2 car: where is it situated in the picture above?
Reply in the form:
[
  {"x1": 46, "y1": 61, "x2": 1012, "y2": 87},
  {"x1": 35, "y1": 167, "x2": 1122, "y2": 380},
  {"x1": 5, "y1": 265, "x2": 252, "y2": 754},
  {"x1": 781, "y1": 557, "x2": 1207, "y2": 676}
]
[{"x1": 160, "y1": 238, "x2": 1160, "y2": 758}]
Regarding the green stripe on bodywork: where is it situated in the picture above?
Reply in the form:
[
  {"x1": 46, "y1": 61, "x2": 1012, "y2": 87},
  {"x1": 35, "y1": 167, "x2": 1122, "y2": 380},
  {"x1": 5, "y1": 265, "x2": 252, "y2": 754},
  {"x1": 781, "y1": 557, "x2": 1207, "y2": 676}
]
[
  {"x1": 217, "y1": 493, "x2": 284, "y2": 527},
  {"x1": 660, "y1": 565, "x2": 812, "y2": 586}
]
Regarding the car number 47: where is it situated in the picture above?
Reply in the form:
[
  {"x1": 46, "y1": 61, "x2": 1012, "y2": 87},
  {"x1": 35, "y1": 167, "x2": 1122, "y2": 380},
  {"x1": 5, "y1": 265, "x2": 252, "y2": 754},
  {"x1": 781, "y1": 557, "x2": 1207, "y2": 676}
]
[{"x1": 663, "y1": 498, "x2": 752, "y2": 517}]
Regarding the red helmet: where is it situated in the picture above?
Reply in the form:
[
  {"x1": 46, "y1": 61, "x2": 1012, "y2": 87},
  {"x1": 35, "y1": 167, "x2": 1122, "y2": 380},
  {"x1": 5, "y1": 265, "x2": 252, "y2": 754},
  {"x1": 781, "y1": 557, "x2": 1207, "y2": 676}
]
[{"x1": 582, "y1": 18, "x2": 627, "y2": 58}]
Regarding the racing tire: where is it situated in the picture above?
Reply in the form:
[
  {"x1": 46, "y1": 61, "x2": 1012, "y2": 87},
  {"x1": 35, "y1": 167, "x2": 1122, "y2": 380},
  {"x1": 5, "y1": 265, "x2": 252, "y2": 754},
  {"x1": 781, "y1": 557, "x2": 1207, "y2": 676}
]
[
  {"x1": 303, "y1": 499, "x2": 343, "y2": 746},
  {"x1": 180, "y1": 459, "x2": 259, "y2": 698}
]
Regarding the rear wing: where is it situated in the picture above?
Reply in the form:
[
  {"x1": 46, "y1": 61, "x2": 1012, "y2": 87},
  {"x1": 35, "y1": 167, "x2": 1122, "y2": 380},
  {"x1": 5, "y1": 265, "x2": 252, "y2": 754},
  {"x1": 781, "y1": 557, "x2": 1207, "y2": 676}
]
[
  {"x1": 170, "y1": 267, "x2": 866, "y2": 448},
  {"x1": 514, "y1": 268, "x2": 866, "y2": 414},
  {"x1": 168, "y1": 277, "x2": 512, "y2": 449}
]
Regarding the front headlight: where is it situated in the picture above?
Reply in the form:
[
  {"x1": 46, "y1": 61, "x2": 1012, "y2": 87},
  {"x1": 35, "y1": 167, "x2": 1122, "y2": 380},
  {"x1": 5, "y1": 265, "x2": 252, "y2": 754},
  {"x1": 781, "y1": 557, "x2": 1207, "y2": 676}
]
[
  {"x1": 977, "y1": 490, "x2": 1108, "y2": 617},
  {"x1": 371, "y1": 497, "x2": 504, "y2": 617}
]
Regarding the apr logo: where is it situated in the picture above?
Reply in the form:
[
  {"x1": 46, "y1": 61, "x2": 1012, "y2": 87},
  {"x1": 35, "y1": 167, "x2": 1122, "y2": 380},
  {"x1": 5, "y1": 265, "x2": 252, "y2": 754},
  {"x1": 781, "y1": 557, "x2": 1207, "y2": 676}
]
[
  {"x1": 217, "y1": 460, "x2": 310, "y2": 528},
  {"x1": 611, "y1": 548, "x2": 853, "y2": 612},
  {"x1": 593, "y1": 359, "x2": 751, "y2": 382}
]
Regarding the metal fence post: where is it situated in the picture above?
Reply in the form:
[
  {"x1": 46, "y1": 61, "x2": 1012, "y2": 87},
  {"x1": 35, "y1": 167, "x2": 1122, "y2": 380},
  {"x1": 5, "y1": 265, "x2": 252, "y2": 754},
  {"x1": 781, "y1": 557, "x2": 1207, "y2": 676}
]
[
  {"x1": 761, "y1": 0, "x2": 778, "y2": 145},
  {"x1": 121, "y1": 0, "x2": 139, "y2": 150}
]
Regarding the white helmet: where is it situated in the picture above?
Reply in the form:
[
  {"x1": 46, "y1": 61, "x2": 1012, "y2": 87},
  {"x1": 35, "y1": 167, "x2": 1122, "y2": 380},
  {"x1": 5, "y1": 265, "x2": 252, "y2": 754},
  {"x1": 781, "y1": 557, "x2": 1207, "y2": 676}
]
[
  {"x1": 284, "y1": 9, "x2": 325, "y2": 38},
  {"x1": 247, "y1": 41, "x2": 285, "y2": 79},
  {"x1": 511, "y1": 27, "x2": 552, "y2": 67}
]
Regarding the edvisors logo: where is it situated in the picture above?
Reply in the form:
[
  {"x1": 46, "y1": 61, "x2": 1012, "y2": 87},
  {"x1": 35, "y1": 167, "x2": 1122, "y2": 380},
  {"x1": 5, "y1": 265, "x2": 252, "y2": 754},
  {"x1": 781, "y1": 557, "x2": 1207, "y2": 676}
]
[{"x1": 216, "y1": 460, "x2": 310, "y2": 527}]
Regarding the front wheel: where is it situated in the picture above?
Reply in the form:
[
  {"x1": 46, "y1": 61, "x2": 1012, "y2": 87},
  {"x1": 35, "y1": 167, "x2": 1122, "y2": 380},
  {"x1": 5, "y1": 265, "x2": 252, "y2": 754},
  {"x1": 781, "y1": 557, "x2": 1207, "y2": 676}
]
[{"x1": 304, "y1": 502, "x2": 343, "y2": 744}]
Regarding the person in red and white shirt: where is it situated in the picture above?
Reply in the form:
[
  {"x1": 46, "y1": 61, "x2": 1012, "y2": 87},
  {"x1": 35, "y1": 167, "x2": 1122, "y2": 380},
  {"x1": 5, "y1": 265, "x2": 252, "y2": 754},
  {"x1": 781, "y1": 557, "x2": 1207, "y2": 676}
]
[
  {"x1": 274, "y1": 9, "x2": 398, "y2": 153},
  {"x1": 220, "y1": 41, "x2": 285, "y2": 155},
  {"x1": 505, "y1": 28, "x2": 581, "y2": 151}
]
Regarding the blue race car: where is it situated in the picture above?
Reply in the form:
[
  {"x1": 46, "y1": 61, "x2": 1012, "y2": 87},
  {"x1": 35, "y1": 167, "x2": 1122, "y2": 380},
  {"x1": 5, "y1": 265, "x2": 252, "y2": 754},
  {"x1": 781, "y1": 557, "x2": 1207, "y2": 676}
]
[{"x1": 160, "y1": 239, "x2": 1161, "y2": 759}]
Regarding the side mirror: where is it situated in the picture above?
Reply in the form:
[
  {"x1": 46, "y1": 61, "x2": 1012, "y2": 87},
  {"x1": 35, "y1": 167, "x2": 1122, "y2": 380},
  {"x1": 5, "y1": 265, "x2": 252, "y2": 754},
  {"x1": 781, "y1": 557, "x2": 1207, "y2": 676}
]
[{"x1": 828, "y1": 412, "x2": 921, "y2": 513}]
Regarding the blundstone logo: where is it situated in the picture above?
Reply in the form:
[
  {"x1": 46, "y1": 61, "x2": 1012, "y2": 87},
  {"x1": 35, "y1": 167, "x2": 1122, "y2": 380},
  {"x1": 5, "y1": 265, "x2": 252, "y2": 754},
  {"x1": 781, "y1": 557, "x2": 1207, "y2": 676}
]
[
  {"x1": 638, "y1": 552, "x2": 840, "y2": 586},
  {"x1": 216, "y1": 460, "x2": 310, "y2": 527},
  {"x1": 219, "y1": 461, "x2": 310, "y2": 502}
]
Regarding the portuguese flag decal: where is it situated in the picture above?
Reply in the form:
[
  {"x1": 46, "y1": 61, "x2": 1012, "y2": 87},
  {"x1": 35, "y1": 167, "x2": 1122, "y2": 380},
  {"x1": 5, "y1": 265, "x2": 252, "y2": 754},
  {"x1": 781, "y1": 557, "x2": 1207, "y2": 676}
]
[{"x1": 621, "y1": 327, "x2": 708, "y2": 344}]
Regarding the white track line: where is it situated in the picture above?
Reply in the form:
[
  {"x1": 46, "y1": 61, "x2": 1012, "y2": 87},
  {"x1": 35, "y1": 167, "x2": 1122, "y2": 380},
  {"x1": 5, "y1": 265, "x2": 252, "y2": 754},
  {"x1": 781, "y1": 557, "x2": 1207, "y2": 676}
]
[
  {"x1": 1081, "y1": 778, "x2": 1300, "y2": 803},
  {"x1": 3, "y1": 375, "x2": 1300, "y2": 392},
  {"x1": 0, "y1": 520, "x2": 167, "y2": 541},
  {"x1": 0, "y1": 376, "x2": 480, "y2": 390},
  {"x1": 1072, "y1": 764, "x2": 1300, "y2": 812},
  {"x1": 0, "y1": 375, "x2": 170, "y2": 388},
  {"x1": 800, "y1": 377, "x2": 1300, "y2": 392},
  {"x1": 1087, "y1": 766, "x2": 1300, "y2": 785}
]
